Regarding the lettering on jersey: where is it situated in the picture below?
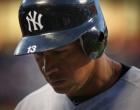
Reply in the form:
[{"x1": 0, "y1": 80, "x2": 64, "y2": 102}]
[
  {"x1": 27, "y1": 45, "x2": 37, "y2": 54},
  {"x1": 26, "y1": 11, "x2": 43, "y2": 32}
]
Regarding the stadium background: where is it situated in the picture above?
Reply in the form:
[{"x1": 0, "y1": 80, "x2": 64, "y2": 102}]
[{"x1": 0, "y1": 0, "x2": 139, "y2": 109}]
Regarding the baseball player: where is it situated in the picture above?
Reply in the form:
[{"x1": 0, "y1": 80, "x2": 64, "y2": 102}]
[{"x1": 14, "y1": 0, "x2": 140, "y2": 110}]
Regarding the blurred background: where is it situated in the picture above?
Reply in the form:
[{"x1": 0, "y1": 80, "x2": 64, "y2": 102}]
[{"x1": 0, "y1": 0, "x2": 139, "y2": 110}]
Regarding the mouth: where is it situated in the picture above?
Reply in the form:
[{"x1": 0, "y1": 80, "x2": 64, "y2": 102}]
[
  {"x1": 49, "y1": 79, "x2": 66, "y2": 87},
  {"x1": 44, "y1": 68, "x2": 67, "y2": 87}
]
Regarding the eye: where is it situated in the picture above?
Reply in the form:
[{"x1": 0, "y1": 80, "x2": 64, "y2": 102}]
[
  {"x1": 34, "y1": 52, "x2": 44, "y2": 59},
  {"x1": 53, "y1": 49, "x2": 66, "y2": 54}
]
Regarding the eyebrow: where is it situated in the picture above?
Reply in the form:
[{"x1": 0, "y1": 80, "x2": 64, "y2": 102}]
[{"x1": 55, "y1": 46, "x2": 69, "y2": 51}]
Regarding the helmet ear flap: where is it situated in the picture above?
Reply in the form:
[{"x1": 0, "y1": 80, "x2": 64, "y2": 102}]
[{"x1": 80, "y1": 29, "x2": 107, "y2": 59}]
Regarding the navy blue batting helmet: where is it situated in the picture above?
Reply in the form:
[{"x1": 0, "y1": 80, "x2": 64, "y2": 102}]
[{"x1": 14, "y1": 0, "x2": 108, "y2": 58}]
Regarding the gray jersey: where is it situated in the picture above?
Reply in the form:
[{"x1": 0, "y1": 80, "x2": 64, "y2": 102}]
[
  {"x1": 15, "y1": 84, "x2": 75, "y2": 110},
  {"x1": 15, "y1": 67, "x2": 140, "y2": 110}
]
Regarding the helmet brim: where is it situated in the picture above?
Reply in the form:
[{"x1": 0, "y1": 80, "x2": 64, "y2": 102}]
[{"x1": 14, "y1": 19, "x2": 95, "y2": 56}]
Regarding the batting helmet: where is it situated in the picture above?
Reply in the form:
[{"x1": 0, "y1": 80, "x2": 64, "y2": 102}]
[{"x1": 14, "y1": 0, "x2": 108, "y2": 58}]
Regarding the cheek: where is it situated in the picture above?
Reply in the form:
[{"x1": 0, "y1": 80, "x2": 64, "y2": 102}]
[
  {"x1": 67, "y1": 58, "x2": 94, "y2": 84},
  {"x1": 63, "y1": 64, "x2": 88, "y2": 86},
  {"x1": 61, "y1": 52, "x2": 91, "y2": 76}
]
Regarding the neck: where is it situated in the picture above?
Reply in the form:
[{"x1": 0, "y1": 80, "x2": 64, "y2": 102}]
[
  {"x1": 93, "y1": 54, "x2": 122, "y2": 94},
  {"x1": 71, "y1": 54, "x2": 122, "y2": 97}
]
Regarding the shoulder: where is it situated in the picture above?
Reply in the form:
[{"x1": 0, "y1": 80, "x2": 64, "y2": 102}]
[
  {"x1": 18, "y1": 83, "x2": 55, "y2": 102},
  {"x1": 74, "y1": 67, "x2": 140, "y2": 110},
  {"x1": 121, "y1": 66, "x2": 140, "y2": 88},
  {"x1": 15, "y1": 84, "x2": 74, "y2": 110},
  {"x1": 15, "y1": 84, "x2": 54, "y2": 110}
]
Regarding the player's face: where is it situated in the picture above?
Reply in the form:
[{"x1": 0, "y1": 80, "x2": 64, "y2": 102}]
[{"x1": 34, "y1": 41, "x2": 95, "y2": 96}]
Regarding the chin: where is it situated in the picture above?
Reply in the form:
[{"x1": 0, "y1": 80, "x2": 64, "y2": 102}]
[
  {"x1": 51, "y1": 83, "x2": 73, "y2": 95},
  {"x1": 52, "y1": 86, "x2": 69, "y2": 94},
  {"x1": 53, "y1": 86, "x2": 79, "y2": 97}
]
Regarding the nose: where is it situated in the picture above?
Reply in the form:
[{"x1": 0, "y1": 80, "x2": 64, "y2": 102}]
[{"x1": 35, "y1": 50, "x2": 62, "y2": 75}]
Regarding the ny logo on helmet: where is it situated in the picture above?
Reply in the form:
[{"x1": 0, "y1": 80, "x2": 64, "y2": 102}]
[{"x1": 26, "y1": 11, "x2": 43, "y2": 32}]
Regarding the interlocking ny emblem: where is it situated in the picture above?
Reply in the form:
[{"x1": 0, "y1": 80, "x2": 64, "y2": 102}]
[{"x1": 26, "y1": 11, "x2": 43, "y2": 32}]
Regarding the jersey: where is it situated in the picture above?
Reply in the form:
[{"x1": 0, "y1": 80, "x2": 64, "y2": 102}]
[
  {"x1": 15, "y1": 66, "x2": 140, "y2": 110},
  {"x1": 15, "y1": 84, "x2": 75, "y2": 110}
]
